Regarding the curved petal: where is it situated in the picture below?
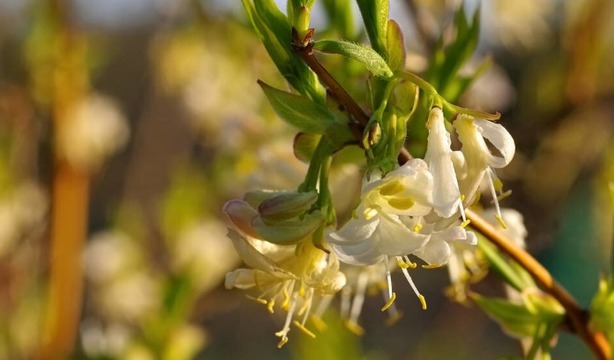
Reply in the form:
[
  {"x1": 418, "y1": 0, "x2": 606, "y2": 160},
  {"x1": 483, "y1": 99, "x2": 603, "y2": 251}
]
[
  {"x1": 474, "y1": 118, "x2": 516, "y2": 168},
  {"x1": 412, "y1": 238, "x2": 452, "y2": 266},
  {"x1": 425, "y1": 107, "x2": 462, "y2": 218},
  {"x1": 330, "y1": 240, "x2": 384, "y2": 266},
  {"x1": 223, "y1": 199, "x2": 259, "y2": 237},
  {"x1": 327, "y1": 215, "x2": 379, "y2": 244},
  {"x1": 227, "y1": 229, "x2": 292, "y2": 275},
  {"x1": 373, "y1": 214, "x2": 430, "y2": 255}
]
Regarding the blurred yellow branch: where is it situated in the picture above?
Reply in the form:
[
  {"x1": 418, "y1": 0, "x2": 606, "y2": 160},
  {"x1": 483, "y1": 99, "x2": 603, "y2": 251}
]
[{"x1": 37, "y1": 0, "x2": 90, "y2": 358}]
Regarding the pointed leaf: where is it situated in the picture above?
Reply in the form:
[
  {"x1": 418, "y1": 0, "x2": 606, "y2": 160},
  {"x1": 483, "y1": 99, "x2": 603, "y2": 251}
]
[
  {"x1": 314, "y1": 40, "x2": 393, "y2": 78},
  {"x1": 259, "y1": 81, "x2": 334, "y2": 133},
  {"x1": 356, "y1": 0, "x2": 388, "y2": 59},
  {"x1": 386, "y1": 20, "x2": 406, "y2": 71}
]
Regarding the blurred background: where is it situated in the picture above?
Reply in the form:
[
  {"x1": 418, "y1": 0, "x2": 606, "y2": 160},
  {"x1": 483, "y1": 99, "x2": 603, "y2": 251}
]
[{"x1": 0, "y1": 0, "x2": 613, "y2": 359}]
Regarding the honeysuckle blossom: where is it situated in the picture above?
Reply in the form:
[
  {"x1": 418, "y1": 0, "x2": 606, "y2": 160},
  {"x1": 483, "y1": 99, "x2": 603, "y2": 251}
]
[
  {"x1": 454, "y1": 115, "x2": 516, "y2": 226},
  {"x1": 424, "y1": 107, "x2": 466, "y2": 220},
  {"x1": 326, "y1": 159, "x2": 434, "y2": 266},
  {"x1": 224, "y1": 229, "x2": 346, "y2": 348}
]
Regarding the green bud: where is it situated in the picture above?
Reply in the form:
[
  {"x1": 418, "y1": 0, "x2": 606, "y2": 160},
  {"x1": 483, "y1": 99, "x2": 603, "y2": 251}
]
[
  {"x1": 252, "y1": 211, "x2": 324, "y2": 245},
  {"x1": 258, "y1": 190, "x2": 318, "y2": 223},
  {"x1": 590, "y1": 277, "x2": 614, "y2": 350}
]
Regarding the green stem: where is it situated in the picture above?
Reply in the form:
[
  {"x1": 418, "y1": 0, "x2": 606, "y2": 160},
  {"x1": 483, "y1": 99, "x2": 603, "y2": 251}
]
[
  {"x1": 299, "y1": 136, "x2": 330, "y2": 192},
  {"x1": 396, "y1": 70, "x2": 438, "y2": 95}
]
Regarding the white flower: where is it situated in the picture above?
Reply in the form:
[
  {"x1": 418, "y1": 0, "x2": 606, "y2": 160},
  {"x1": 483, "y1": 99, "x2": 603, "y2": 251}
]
[
  {"x1": 411, "y1": 222, "x2": 477, "y2": 267},
  {"x1": 225, "y1": 229, "x2": 346, "y2": 348},
  {"x1": 326, "y1": 159, "x2": 434, "y2": 266},
  {"x1": 454, "y1": 115, "x2": 515, "y2": 226},
  {"x1": 424, "y1": 107, "x2": 465, "y2": 219}
]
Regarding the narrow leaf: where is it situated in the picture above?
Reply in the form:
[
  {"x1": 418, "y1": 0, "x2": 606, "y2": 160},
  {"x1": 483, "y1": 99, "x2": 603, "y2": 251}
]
[
  {"x1": 386, "y1": 20, "x2": 406, "y2": 71},
  {"x1": 314, "y1": 40, "x2": 393, "y2": 78},
  {"x1": 259, "y1": 81, "x2": 334, "y2": 133},
  {"x1": 355, "y1": 0, "x2": 388, "y2": 59}
]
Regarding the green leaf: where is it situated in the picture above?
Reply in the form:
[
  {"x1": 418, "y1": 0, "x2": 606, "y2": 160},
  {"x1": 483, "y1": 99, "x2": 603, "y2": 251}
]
[
  {"x1": 590, "y1": 277, "x2": 614, "y2": 351},
  {"x1": 476, "y1": 235, "x2": 533, "y2": 292},
  {"x1": 313, "y1": 40, "x2": 393, "y2": 78},
  {"x1": 259, "y1": 81, "x2": 334, "y2": 133},
  {"x1": 321, "y1": 0, "x2": 355, "y2": 39},
  {"x1": 425, "y1": 5, "x2": 481, "y2": 100},
  {"x1": 355, "y1": 0, "x2": 388, "y2": 59},
  {"x1": 472, "y1": 294, "x2": 544, "y2": 338},
  {"x1": 242, "y1": 0, "x2": 323, "y2": 101},
  {"x1": 386, "y1": 20, "x2": 406, "y2": 72}
]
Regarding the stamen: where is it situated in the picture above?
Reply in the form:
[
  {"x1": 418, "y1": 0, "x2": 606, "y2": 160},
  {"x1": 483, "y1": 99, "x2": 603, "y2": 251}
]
[
  {"x1": 494, "y1": 213, "x2": 508, "y2": 229},
  {"x1": 400, "y1": 266, "x2": 427, "y2": 310},
  {"x1": 267, "y1": 298, "x2": 276, "y2": 314},
  {"x1": 385, "y1": 304, "x2": 403, "y2": 326},
  {"x1": 413, "y1": 223, "x2": 423, "y2": 233},
  {"x1": 397, "y1": 256, "x2": 417, "y2": 269},
  {"x1": 497, "y1": 190, "x2": 512, "y2": 202},
  {"x1": 275, "y1": 288, "x2": 298, "y2": 348},
  {"x1": 345, "y1": 320, "x2": 365, "y2": 336},
  {"x1": 418, "y1": 295, "x2": 427, "y2": 310},
  {"x1": 487, "y1": 168, "x2": 505, "y2": 228},
  {"x1": 340, "y1": 285, "x2": 352, "y2": 319},
  {"x1": 384, "y1": 257, "x2": 393, "y2": 300},
  {"x1": 293, "y1": 320, "x2": 316, "y2": 338},
  {"x1": 246, "y1": 296, "x2": 268, "y2": 305},
  {"x1": 349, "y1": 271, "x2": 369, "y2": 327},
  {"x1": 381, "y1": 292, "x2": 397, "y2": 311},
  {"x1": 460, "y1": 219, "x2": 471, "y2": 228},
  {"x1": 422, "y1": 263, "x2": 442, "y2": 269}
]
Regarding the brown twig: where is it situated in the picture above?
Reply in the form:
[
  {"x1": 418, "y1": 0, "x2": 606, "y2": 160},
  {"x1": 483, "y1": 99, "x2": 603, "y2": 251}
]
[{"x1": 292, "y1": 27, "x2": 611, "y2": 360}]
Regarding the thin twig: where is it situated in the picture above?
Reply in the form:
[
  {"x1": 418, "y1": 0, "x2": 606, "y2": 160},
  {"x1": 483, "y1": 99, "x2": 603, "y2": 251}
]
[
  {"x1": 292, "y1": 26, "x2": 611, "y2": 360},
  {"x1": 292, "y1": 29, "x2": 369, "y2": 127}
]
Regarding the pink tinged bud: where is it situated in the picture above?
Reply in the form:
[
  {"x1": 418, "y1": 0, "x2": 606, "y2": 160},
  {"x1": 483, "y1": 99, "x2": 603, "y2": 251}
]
[{"x1": 223, "y1": 199, "x2": 259, "y2": 238}]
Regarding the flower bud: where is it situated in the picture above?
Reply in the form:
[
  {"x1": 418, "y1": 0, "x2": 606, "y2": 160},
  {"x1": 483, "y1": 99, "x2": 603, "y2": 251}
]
[{"x1": 258, "y1": 190, "x2": 318, "y2": 224}]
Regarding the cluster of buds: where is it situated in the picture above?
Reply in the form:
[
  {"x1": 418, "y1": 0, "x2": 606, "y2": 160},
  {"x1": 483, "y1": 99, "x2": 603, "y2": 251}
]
[{"x1": 223, "y1": 106, "x2": 517, "y2": 347}]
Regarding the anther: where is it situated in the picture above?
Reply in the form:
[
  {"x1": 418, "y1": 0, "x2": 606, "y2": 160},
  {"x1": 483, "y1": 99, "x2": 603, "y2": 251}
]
[
  {"x1": 381, "y1": 292, "x2": 397, "y2": 311},
  {"x1": 293, "y1": 320, "x2": 316, "y2": 338},
  {"x1": 418, "y1": 294, "x2": 427, "y2": 310},
  {"x1": 460, "y1": 219, "x2": 471, "y2": 228},
  {"x1": 494, "y1": 213, "x2": 508, "y2": 229}
]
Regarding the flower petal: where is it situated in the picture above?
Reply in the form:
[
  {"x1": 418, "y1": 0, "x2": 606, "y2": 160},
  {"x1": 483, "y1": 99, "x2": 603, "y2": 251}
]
[
  {"x1": 425, "y1": 108, "x2": 462, "y2": 217},
  {"x1": 474, "y1": 118, "x2": 515, "y2": 168}
]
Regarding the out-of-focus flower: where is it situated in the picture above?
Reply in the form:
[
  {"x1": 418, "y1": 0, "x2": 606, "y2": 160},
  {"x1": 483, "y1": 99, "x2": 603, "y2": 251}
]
[
  {"x1": 483, "y1": 0, "x2": 554, "y2": 51},
  {"x1": 84, "y1": 231, "x2": 161, "y2": 322},
  {"x1": 447, "y1": 208, "x2": 526, "y2": 302},
  {"x1": 224, "y1": 229, "x2": 346, "y2": 348},
  {"x1": 57, "y1": 93, "x2": 129, "y2": 171},
  {"x1": 0, "y1": 182, "x2": 47, "y2": 256},
  {"x1": 171, "y1": 220, "x2": 239, "y2": 292}
]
